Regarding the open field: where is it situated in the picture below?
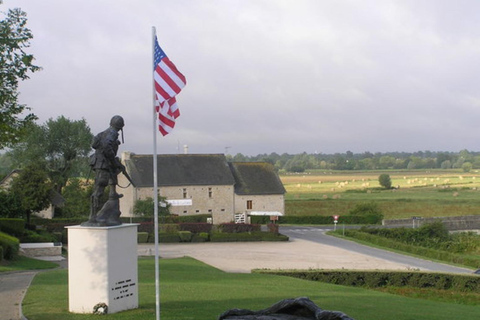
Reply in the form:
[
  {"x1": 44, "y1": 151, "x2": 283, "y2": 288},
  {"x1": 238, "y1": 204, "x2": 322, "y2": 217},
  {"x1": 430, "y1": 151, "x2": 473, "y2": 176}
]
[
  {"x1": 22, "y1": 257, "x2": 480, "y2": 320},
  {"x1": 280, "y1": 170, "x2": 480, "y2": 219}
]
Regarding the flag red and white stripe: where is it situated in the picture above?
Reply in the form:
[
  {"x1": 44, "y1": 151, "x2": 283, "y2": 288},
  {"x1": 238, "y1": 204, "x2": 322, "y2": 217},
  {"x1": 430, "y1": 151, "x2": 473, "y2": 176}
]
[{"x1": 153, "y1": 37, "x2": 186, "y2": 136}]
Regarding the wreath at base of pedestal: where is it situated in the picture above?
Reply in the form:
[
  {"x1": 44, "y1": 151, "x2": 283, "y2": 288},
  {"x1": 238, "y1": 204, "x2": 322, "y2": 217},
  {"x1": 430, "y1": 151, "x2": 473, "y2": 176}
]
[{"x1": 93, "y1": 302, "x2": 108, "y2": 315}]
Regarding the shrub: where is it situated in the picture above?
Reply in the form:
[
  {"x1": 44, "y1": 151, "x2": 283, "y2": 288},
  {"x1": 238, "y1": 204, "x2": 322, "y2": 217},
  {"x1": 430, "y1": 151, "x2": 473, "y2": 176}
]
[
  {"x1": 158, "y1": 223, "x2": 180, "y2": 233},
  {"x1": 340, "y1": 229, "x2": 480, "y2": 269},
  {"x1": 0, "y1": 231, "x2": 19, "y2": 260},
  {"x1": 210, "y1": 232, "x2": 288, "y2": 242},
  {"x1": 137, "y1": 232, "x2": 149, "y2": 243},
  {"x1": 0, "y1": 246, "x2": 3, "y2": 261},
  {"x1": 178, "y1": 231, "x2": 192, "y2": 242},
  {"x1": 260, "y1": 270, "x2": 480, "y2": 292},
  {"x1": 20, "y1": 230, "x2": 57, "y2": 243},
  {"x1": 191, "y1": 233, "x2": 209, "y2": 242},
  {"x1": 0, "y1": 218, "x2": 25, "y2": 236},
  {"x1": 219, "y1": 223, "x2": 261, "y2": 233},
  {"x1": 149, "y1": 232, "x2": 180, "y2": 243},
  {"x1": 179, "y1": 223, "x2": 213, "y2": 234}
]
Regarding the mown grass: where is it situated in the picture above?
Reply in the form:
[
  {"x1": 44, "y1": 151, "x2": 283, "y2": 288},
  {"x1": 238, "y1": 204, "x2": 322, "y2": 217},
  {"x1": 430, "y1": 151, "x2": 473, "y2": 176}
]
[
  {"x1": 281, "y1": 170, "x2": 480, "y2": 219},
  {"x1": 0, "y1": 256, "x2": 59, "y2": 272},
  {"x1": 23, "y1": 257, "x2": 480, "y2": 320}
]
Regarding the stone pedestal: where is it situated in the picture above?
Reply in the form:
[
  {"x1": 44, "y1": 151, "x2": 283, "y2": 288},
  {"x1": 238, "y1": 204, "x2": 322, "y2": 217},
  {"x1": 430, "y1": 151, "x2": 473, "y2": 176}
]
[{"x1": 66, "y1": 224, "x2": 139, "y2": 314}]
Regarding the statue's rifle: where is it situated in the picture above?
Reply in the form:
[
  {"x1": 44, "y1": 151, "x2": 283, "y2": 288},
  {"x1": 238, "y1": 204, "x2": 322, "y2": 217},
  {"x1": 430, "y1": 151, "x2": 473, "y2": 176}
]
[{"x1": 114, "y1": 157, "x2": 135, "y2": 188}]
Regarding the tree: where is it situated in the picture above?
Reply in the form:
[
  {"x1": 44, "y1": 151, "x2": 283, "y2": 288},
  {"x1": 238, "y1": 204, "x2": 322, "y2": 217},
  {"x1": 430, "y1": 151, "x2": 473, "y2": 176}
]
[
  {"x1": 9, "y1": 116, "x2": 93, "y2": 194},
  {"x1": 10, "y1": 164, "x2": 52, "y2": 224},
  {"x1": 58, "y1": 178, "x2": 92, "y2": 217},
  {"x1": 133, "y1": 196, "x2": 171, "y2": 217},
  {"x1": 378, "y1": 173, "x2": 392, "y2": 189},
  {"x1": 0, "y1": 189, "x2": 22, "y2": 218},
  {"x1": 0, "y1": 4, "x2": 40, "y2": 149},
  {"x1": 462, "y1": 162, "x2": 472, "y2": 173}
]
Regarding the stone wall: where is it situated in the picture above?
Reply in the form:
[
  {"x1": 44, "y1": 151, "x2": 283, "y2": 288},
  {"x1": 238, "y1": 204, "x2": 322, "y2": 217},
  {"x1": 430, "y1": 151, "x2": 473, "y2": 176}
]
[
  {"x1": 383, "y1": 215, "x2": 480, "y2": 231},
  {"x1": 234, "y1": 194, "x2": 285, "y2": 215},
  {"x1": 20, "y1": 243, "x2": 62, "y2": 257}
]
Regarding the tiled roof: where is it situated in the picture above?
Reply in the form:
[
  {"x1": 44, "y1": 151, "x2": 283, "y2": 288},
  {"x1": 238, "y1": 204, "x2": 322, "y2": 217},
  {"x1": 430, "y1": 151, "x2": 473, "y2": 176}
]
[
  {"x1": 228, "y1": 162, "x2": 286, "y2": 195},
  {"x1": 125, "y1": 154, "x2": 236, "y2": 187}
]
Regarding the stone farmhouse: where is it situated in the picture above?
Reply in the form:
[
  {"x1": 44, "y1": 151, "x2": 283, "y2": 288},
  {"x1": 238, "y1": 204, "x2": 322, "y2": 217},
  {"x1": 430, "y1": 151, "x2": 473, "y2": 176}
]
[{"x1": 118, "y1": 152, "x2": 286, "y2": 224}]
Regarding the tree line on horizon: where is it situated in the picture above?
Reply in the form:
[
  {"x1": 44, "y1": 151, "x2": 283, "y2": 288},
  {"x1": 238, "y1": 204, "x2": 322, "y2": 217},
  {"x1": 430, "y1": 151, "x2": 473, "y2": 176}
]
[{"x1": 226, "y1": 149, "x2": 480, "y2": 172}]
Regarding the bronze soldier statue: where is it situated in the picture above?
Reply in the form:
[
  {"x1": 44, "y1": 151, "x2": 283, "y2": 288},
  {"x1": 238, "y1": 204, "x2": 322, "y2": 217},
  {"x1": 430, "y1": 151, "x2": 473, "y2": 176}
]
[{"x1": 83, "y1": 115, "x2": 126, "y2": 226}]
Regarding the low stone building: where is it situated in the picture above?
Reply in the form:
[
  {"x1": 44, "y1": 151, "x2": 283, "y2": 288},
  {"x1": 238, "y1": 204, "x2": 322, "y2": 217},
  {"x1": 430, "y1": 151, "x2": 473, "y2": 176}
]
[{"x1": 119, "y1": 152, "x2": 286, "y2": 224}]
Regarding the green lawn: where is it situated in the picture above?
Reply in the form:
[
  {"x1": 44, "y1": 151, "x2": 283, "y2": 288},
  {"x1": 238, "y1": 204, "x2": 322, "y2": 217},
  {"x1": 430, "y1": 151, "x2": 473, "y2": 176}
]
[
  {"x1": 23, "y1": 257, "x2": 479, "y2": 320},
  {"x1": 0, "y1": 256, "x2": 58, "y2": 272}
]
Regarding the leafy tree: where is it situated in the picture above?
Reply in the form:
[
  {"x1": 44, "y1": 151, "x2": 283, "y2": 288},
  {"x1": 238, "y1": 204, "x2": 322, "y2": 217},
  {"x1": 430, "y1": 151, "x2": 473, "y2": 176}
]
[
  {"x1": 0, "y1": 189, "x2": 22, "y2": 218},
  {"x1": 440, "y1": 160, "x2": 452, "y2": 169},
  {"x1": 9, "y1": 116, "x2": 93, "y2": 194},
  {"x1": 133, "y1": 196, "x2": 171, "y2": 217},
  {"x1": 10, "y1": 164, "x2": 52, "y2": 224},
  {"x1": 379, "y1": 156, "x2": 395, "y2": 169},
  {"x1": 58, "y1": 178, "x2": 92, "y2": 217},
  {"x1": 378, "y1": 174, "x2": 392, "y2": 189},
  {"x1": 462, "y1": 162, "x2": 472, "y2": 173},
  {"x1": 0, "y1": 4, "x2": 40, "y2": 149}
]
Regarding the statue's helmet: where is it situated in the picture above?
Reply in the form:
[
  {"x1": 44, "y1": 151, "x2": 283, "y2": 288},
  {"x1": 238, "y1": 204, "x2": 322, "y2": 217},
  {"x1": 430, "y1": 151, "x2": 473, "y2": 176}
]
[{"x1": 110, "y1": 115, "x2": 125, "y2": 130}]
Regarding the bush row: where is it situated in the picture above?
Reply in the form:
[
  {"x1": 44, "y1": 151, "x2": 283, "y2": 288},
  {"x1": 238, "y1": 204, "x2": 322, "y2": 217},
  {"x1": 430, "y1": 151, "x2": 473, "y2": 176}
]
[
  {"x1": 259, "y1": 270, "x2": 480, "y2": 292},
  {"x1": 0, "y1": 218, "x2": 25, "y2": 236},
  {"x1": 0, "y1": 231, "x2": 19, "y2": 260},
  {"x1": 138, "y1": 222, "x2": 261, "y2": 235},
  {"x1": 339, "y1": 230, "x2": 480, "y2": 269},
  {"x1": 251, "y1": 214, "x2": 382, "y2": 225},
  {"x1": 138, "y1": 231, "x2": 289, "y2": 243}
]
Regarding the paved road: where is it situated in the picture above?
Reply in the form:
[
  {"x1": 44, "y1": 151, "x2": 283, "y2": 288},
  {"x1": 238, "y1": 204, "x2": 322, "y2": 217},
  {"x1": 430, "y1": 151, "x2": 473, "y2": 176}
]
[{"x1": 280, "y1": 226, "x2": 474, "y2": 274}]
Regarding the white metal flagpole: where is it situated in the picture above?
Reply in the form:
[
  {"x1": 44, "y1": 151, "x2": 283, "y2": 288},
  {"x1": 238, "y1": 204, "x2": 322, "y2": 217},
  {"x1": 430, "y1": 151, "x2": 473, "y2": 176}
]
[{"x1": 152, "y1": 26, "x2": 161, "y2": 320}]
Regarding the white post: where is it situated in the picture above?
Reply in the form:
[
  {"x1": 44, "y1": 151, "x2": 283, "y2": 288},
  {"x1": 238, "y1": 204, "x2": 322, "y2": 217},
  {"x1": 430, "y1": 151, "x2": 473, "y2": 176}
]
[{"x1": 152, "y1": 26, "x2": 160, "y2": 320}]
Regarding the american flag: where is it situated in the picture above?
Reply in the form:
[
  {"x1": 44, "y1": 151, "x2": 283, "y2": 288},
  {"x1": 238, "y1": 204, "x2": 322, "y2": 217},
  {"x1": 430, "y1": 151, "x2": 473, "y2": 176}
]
[{"x1": 153, "y1": 37, "x2": 186, "y2": 136}]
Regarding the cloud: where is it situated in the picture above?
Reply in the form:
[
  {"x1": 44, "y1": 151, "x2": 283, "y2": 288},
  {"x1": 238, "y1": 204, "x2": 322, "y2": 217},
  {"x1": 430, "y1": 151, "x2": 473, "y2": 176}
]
[{"x1": 4, "y1": 0, "x2": 480, "y2": 156}]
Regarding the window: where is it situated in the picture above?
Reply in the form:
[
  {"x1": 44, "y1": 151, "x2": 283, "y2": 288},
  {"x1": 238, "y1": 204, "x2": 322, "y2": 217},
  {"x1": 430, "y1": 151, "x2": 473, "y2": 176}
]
[
  {"x1": 208, "y1": 187, "x2": 212, "y2": 198},
  {"x1": 246, "y1": 200, "x2": 253, "y2": 210},
  {"x1": 182, "y1": 188, "x2": 187, "y2": 199}
]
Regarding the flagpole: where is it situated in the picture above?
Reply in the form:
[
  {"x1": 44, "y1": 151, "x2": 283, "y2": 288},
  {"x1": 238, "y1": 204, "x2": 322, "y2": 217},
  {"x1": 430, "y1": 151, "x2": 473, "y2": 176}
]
[{"x1": 152, "y1": 26, "x2": 161, "y2": 320}]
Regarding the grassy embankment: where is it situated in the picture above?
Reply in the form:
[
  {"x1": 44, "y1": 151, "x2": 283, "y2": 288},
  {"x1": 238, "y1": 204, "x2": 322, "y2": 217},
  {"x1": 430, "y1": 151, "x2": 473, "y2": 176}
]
[
  {"x1": 281, "y1": 169, "x2": 480, "y2": 219},
  {"x1": 22, "y1": 257, "x2": 480, "y2": 320}
]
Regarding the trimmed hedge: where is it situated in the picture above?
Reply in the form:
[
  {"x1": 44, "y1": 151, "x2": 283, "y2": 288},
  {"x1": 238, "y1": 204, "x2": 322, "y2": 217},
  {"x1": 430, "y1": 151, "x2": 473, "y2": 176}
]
[
  {"x1": 0, "y1": 231, "x2": 20, "y2": 260},
  {"x1": 218, "y1": 223, "x2": 261, "y2": 233},
  {"x1": 0, "y1": 218, "x2": 25, "y2": 236},
  {"x1": 179, "y1": 223, "x2": 213, "y2": 234},
  {"x1": 178, "y1": 231, "x2": 192, "y2": 242},
  {"x1": 147, "y1": 232, "x2": 181, "y2": 243},
  {"x1": 137, "y1": 232, "x2": 149, "y2": 243},
  {"x1": 259, "y1": 270, "x2": 480, "y2": 292},
  {"x1": 339, "y1": 229, "x2": 480, "y2": 269},
  {"x1": 210, "y1": 232, "x2": 289, "y2": 242}
]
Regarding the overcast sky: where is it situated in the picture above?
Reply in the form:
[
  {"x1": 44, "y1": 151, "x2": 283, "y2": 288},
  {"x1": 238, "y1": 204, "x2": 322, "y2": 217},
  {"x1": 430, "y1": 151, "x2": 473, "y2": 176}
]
[{"x1": 3, "y1": 0, "x2": 480, "y2": 156}]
